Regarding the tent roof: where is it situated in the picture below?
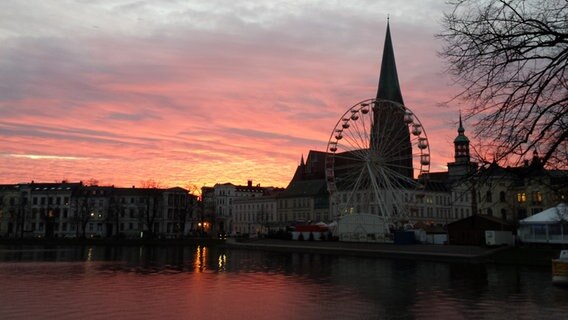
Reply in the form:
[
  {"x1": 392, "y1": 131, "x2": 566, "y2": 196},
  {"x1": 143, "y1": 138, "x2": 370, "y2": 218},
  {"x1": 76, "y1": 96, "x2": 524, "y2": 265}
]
[{"x1": 520, "y1": 203, "x2": 567, "y2": 224}]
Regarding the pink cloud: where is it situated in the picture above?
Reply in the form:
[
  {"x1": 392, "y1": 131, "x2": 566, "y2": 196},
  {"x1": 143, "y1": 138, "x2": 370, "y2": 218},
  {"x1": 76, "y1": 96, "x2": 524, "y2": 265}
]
[{"x1": 0, "y1": 1, "x2": 465, "y2": 188}]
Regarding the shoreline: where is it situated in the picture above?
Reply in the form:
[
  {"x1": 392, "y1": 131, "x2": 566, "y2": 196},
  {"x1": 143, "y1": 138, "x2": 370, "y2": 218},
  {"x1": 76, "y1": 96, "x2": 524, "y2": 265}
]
[
  {"x1": 225, "y1": 239, "x2": 562, "y2": 266},
  {"x1": 225, "y1": 238, "x2": 504, "y2": 264},
  {"x1": 0, "y1": 237, "x2": 560, "y2": 266},
  {"x1": 0, "y1": 237, "x2": 224, "y2": 247}
]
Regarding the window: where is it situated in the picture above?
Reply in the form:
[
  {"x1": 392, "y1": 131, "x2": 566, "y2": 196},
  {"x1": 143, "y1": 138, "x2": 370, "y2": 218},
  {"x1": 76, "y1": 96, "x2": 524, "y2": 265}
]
[
  {"x1": 486, "y1": 191, "x2": 492, "y2": 203},
  {"x1": 532, "y1": 192, "x2": 543, "y2": 205},
  {"x1": 500, "y1": 191, "x2": 506, "y2": 202},
  {"x1": 501, "y1": 209, "x2": 507, "y2": 221},
  {"x1": 517, "y1": 192, "x2": 526, "y2": 203}
]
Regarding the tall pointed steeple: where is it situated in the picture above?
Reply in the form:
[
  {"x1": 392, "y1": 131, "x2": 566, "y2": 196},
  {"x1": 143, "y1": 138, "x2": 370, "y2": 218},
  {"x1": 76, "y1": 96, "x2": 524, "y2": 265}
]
[
  {"x1": 376, "y1": 21, "x2": 404, "y2": 104},
  {"x1": 371, "y1": 20, "x2": 413, "y2": 179}
]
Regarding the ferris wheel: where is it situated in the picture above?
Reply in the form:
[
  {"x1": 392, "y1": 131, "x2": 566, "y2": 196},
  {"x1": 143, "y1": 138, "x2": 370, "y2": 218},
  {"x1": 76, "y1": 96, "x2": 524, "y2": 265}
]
[{"x1": 325, "y1": 98, "x2": 430, "y2": 225}]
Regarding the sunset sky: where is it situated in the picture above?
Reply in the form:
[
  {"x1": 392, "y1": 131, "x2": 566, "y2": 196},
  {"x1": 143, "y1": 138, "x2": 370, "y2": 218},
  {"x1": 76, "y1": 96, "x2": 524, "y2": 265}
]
[{"x1": 0, "y1": 0, "x2": 467, "y2": 189}]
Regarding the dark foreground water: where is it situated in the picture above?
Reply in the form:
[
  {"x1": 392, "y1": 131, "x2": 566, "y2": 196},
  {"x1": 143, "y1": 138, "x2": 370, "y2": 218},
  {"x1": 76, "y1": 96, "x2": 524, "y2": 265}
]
[{"x1": 0, "y1": 245, "x2": 567, "y2": 320}]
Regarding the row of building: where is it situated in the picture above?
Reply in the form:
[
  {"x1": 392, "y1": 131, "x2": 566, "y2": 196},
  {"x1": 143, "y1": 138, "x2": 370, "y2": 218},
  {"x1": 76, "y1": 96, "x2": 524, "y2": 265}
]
[
  {"x1": 0, "y1": 183, "x2": 197, "y2": 239},
  {"x1": 1, "y1": 141, "x2": 565, "y2": 240},
  {"x1": 198, "y1": 144, "x2": 567, "y2": 238}
]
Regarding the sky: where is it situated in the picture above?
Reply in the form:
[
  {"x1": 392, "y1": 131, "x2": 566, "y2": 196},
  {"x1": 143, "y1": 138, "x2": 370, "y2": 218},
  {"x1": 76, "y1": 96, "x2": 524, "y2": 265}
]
[{"x1": 0, "y1": 0, "x2": 466, "y2": 189}]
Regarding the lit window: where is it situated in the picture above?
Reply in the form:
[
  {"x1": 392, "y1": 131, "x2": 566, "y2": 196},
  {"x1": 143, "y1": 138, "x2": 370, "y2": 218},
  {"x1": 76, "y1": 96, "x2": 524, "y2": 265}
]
[
  {"x1": 517, "y1": 192, "x2": 526, "y2": 203},
  {"x1": 532, "y1": 191, "x2": 543, "y2": 204}
]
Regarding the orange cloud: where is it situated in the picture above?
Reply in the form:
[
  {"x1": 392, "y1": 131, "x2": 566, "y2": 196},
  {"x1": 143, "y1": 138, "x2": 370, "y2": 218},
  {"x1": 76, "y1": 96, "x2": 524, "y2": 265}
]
[{"x1": 0, "y1": 1, "x2": 463, "y2": 188}]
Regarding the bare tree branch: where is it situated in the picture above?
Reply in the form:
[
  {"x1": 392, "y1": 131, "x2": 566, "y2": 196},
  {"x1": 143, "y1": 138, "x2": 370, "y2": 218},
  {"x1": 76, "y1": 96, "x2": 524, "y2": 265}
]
[{"x1": 439, "y1": 0, "x2": 568, "y2": 169}]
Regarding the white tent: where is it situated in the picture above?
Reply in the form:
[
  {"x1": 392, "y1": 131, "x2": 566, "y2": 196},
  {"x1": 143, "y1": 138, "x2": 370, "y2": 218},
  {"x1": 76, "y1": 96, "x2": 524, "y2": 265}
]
[
  {"x1": 336, "y1": 213, "x2": 390, "y2": 243},
  {"x1": 518, "y1": 203, "x2": 568, "y2": 244}
]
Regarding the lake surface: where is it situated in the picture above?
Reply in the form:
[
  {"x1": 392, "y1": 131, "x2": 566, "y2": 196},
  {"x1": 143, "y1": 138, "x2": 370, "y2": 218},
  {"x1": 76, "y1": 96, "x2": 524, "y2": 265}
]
[{"x1": 0, "y1": 244, "x2": 567, "y2": 319}]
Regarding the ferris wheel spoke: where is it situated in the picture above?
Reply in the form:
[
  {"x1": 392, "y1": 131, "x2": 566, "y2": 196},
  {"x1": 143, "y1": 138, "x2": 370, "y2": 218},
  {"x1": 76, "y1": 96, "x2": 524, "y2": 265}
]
[
  {"x1": 376, "y1": 127, "x2": 411, "y2": 160},
  {"x1": 342, "y1": 166, "x2": 368, "y2": 207},
  {"x1": 349, "y1": 113, "x2": 371, "y2": 150},
  {"x1": 341, "y1": 127, "x2": 369, "y2": 155},
  {"x1": 339, "y1": 140, "x2": 368, "y2": 161},
  {"x1": 336, "y1": 147, "x2": 368, "y2": 163},
  {"x1": 384, "y1": 169, "x2": 420, "y2": 190},
  {"x1": 366, "y1": 163, "x2": 383, "y2": 205},
  {"x1": 374, "y1": 165, "x2": 398, "y2": 218},
  {"x1": 370, "y1": 161, "x2": 418, "y2": 189}
]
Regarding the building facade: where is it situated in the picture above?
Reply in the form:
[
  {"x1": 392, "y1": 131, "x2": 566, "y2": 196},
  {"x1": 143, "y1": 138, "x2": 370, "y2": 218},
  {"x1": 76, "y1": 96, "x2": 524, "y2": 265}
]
[
  {"x1": 0, "y1": 182, "x2": 197, "y2": 239},
  {"x1": 202, "y1": 180, "x2": 277, "y2": 236}
]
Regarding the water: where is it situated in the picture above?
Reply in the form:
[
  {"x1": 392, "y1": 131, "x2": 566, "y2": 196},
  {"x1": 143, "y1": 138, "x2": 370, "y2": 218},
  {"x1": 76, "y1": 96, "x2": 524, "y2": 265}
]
[{"x1": 0, "y1": 245, "x2": 567, "y2": 320}]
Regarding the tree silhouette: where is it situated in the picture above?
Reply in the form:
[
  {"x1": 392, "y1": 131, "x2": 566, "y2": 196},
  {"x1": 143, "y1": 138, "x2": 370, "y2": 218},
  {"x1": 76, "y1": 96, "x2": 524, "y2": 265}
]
[
  {"x1": 73, "y1": 186, "x2": 93, "y2": 238},
  {"x1": 140, "y1": 180, "x2": 164, "y2": 239},
  {"x1": 439, "y1": 0, "x2": 567, "y2": 168}
]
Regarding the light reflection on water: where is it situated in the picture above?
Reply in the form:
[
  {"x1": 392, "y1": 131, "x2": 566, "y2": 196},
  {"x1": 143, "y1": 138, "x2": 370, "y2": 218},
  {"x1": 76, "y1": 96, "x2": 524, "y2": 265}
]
[{"x1": 0, "y1": 245, "x2": 567, "y2": 320}]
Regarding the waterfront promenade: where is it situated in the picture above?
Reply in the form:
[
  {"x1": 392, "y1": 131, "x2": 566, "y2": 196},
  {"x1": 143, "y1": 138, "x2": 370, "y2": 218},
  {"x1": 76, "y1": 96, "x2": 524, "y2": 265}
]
[{"x1": 225, "y1": 238, "x2": 508, "y2": 263}]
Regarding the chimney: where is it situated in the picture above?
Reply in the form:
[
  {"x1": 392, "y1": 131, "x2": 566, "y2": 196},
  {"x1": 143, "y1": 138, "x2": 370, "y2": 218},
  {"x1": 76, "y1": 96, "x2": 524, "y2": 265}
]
[{"x1": 247, "y1": 180, "x2": 253, "y2": 187}]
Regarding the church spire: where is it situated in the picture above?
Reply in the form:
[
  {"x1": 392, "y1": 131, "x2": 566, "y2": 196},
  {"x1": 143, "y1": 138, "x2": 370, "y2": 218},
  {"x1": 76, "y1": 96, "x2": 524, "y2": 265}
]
[
  {"x1": 376, "y1": 20, "x2": 404, "y2": 104},
  {"x1": 454, "y1": 112, "x2": 470, "y2": 164},
  {"x1": 371, "y1": 20, "x2": 413, "y2": 180},
  {"x1": 458, "y1": 110, "x2": 465, "y2": 134}
]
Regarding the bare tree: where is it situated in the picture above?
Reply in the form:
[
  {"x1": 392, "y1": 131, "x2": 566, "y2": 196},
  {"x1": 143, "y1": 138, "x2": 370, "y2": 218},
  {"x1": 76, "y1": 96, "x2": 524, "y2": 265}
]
[
  {"x1": 0, "y1": 190, "x2": 26, "y2": 238},
  {"x1": 73, "y1": 187, "x2": 93, "y2": 238},
  {"x1": 173, "y1": 183, "x2": 200, "y2": 238},
  {"x1": 104, "y1": 190, "x2": 123, "y2": 238},
  {"x1": 439, "y1": 0, "x2": 568, "y2": 168},
  {"x1": 140, "y1": 180, "x2": 164, "y2": 239},
  {"x1": 85, "y1": 178, "x2": 99, "y2": 186},
  {"x1": 184, "y1": 183, "x2": 201, "y2": 198}
]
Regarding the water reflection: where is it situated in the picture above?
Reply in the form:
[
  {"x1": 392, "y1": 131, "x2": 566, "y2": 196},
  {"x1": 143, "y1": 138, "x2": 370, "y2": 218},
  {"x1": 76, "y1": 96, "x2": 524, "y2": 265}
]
[{"x1": 0, "y1": 245, "x2": 567, "y2": 320}]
